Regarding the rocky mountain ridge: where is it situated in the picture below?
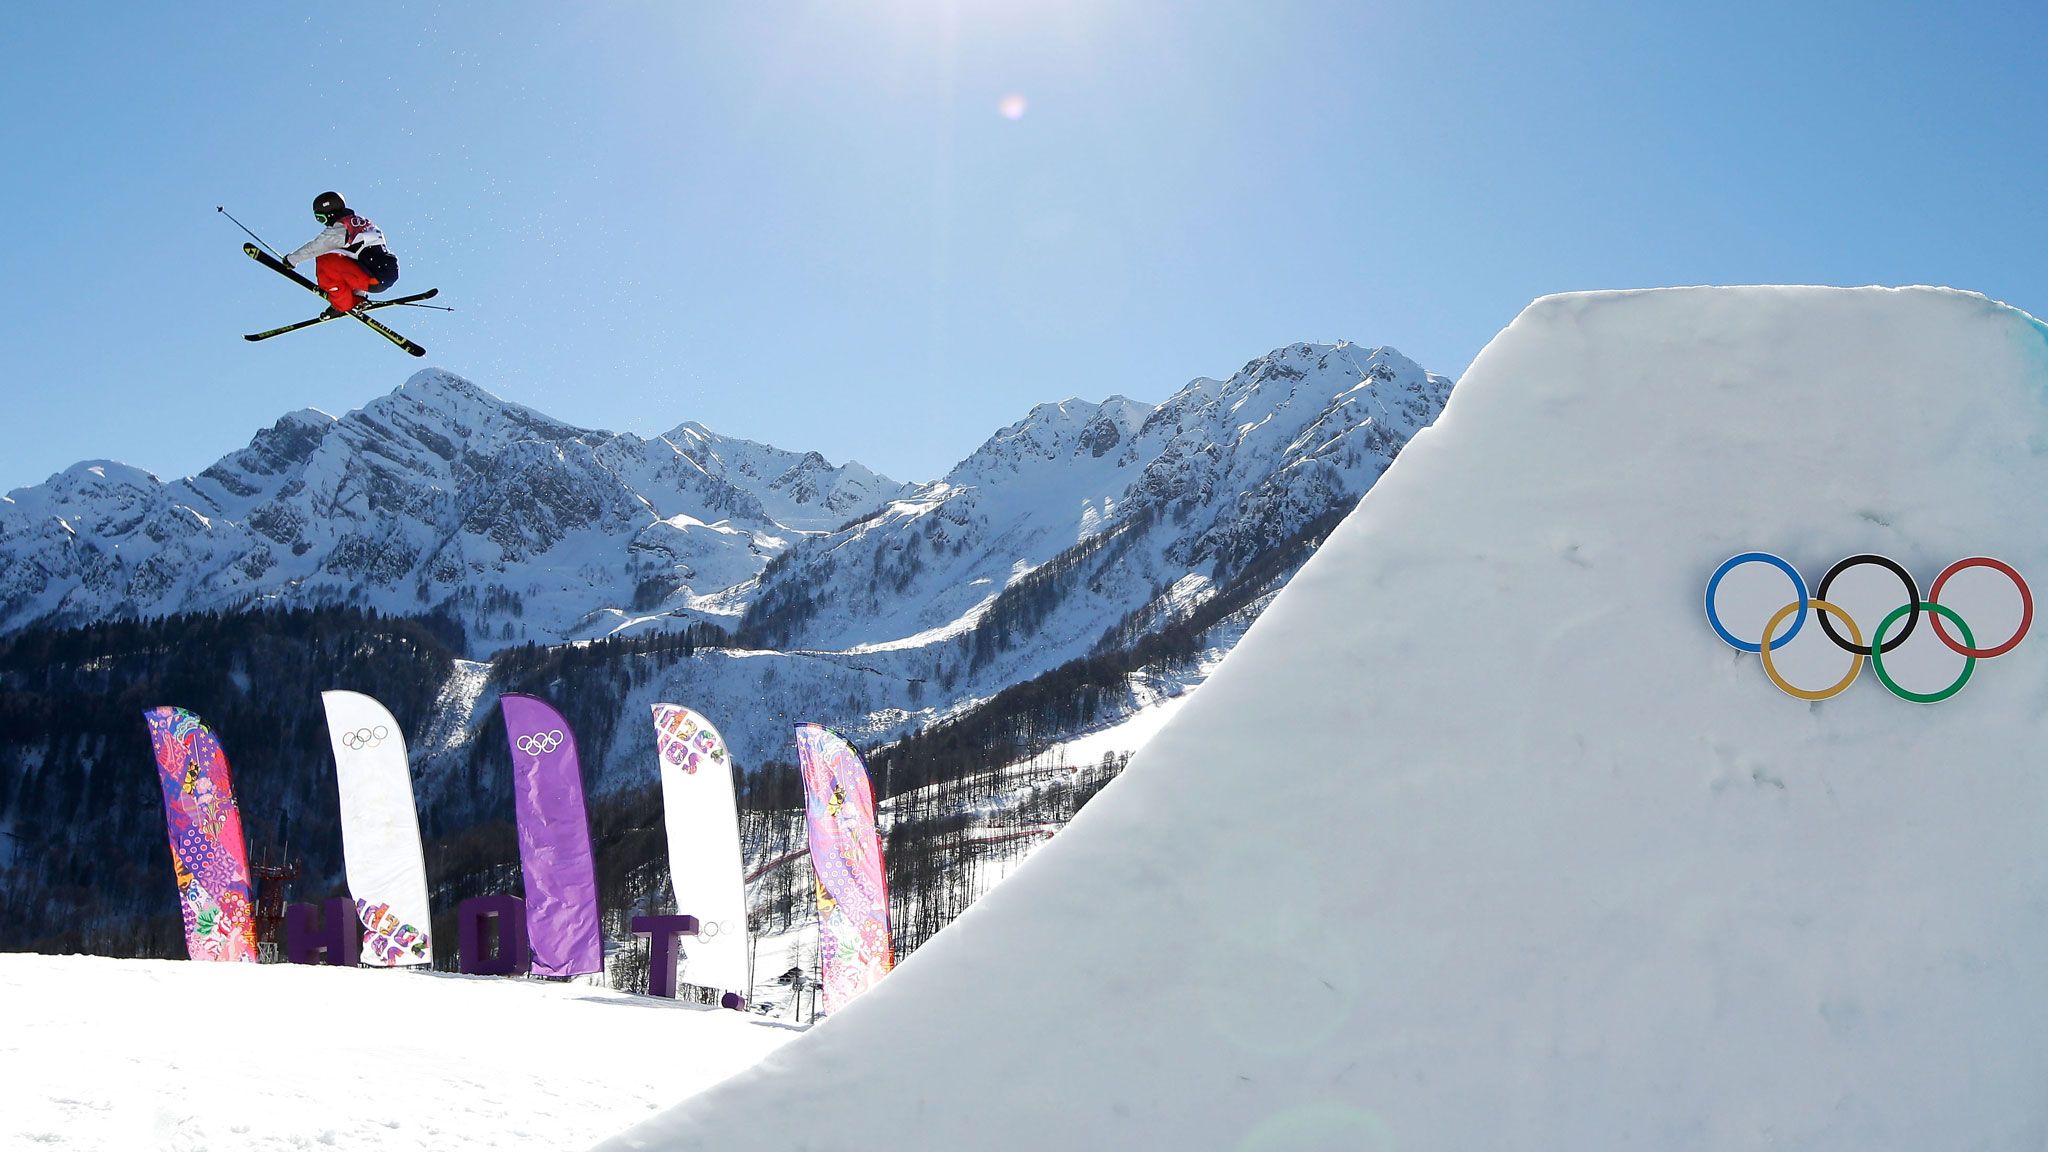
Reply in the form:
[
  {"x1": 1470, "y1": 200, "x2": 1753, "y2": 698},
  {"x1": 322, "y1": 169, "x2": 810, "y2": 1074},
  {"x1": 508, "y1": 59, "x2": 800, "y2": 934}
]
[{"x1": 3, "y1": 344, "x2": 1450, "y2": 678}]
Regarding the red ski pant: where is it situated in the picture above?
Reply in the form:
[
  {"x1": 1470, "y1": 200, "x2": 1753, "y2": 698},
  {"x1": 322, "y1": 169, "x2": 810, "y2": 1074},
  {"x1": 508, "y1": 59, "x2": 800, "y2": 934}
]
[{"x1": 314, "y1": 253, "x2": 379, "y2": 313}]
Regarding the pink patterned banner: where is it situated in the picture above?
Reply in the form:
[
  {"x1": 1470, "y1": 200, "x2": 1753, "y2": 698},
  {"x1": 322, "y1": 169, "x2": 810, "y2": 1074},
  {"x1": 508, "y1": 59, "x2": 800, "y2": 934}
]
[
  {"x1": 143, "y1": 707, "x2": 258, "y2": 963},
  {"x1": 793, "y1": 724, "x2": 892, "y2": 1014}
]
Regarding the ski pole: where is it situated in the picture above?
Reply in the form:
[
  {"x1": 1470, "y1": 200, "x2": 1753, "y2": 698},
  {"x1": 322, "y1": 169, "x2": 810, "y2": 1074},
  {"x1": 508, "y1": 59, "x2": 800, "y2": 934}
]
[
  {"x1": 216, "y1": 206, "x2": 286, "y2": 261},
  {"x1": 396, "y1": 301, "x2": 456, "y2": 312}
]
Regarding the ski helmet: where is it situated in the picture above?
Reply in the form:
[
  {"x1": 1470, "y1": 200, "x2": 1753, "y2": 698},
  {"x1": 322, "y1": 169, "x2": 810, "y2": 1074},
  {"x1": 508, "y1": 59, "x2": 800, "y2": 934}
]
[{"x1": 313, "y1": 191, "x2": 348, "y2": 224}]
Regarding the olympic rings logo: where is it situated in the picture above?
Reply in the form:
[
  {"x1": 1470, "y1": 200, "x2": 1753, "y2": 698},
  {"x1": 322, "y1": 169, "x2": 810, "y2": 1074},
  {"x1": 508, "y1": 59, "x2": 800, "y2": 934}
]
[
  {"x1": 516, "y1": 730, "x2": 566, "y2": 756},
  {"x1": 340, "y1": 725, "x2": 389, "y2": 751},
  {"x1": 1705, "y1": 553, "x2": 2032, "y2": 703}
]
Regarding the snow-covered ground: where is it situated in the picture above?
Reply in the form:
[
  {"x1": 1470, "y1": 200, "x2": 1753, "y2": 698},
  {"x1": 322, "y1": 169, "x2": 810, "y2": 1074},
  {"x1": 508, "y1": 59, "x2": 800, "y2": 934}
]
[
  {"x1": 0, "y1": 954, "x2": 798, "y2": 1151},
  {"x1": 595, "y1": 286, "x2": 2048, "y2": 1151},
  {"x1": 1038, "y1": 679, "x2": 1195, "y2": 768}
]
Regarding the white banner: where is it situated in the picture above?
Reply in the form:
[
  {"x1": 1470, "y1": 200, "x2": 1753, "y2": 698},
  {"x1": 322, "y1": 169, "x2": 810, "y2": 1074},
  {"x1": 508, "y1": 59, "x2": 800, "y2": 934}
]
[
  {"x1": 321, "y1": 690, "x2": 434, "y2": 966},
  {"x1": 652, "y1": 704, "x2": 751, "y2": 996}
]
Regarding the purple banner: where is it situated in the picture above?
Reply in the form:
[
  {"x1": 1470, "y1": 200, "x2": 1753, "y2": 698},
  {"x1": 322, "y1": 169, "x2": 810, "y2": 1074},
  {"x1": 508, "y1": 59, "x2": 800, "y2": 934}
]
[
  {"x1": 794, "y1": 724, "x2": 893, "y2": 1014},
  {"x1": 498, "y1": 693, "x2": 603, "y2": 977}
]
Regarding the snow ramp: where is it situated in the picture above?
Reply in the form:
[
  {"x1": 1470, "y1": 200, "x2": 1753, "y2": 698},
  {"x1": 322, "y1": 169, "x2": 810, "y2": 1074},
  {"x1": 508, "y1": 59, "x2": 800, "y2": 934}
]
[{"x1": 595, "y1": 287, "x2": 2048, "y2": 1152}]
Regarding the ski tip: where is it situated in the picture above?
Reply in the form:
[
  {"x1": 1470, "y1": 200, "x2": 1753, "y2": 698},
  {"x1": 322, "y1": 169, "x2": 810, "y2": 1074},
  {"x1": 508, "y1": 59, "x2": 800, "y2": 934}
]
[
  {"x1": 243, "y1": 334, "x2": 263, "y2": 342},
  {"x1": 406, "y1": 344, "x2": 427, "y2": 357}
]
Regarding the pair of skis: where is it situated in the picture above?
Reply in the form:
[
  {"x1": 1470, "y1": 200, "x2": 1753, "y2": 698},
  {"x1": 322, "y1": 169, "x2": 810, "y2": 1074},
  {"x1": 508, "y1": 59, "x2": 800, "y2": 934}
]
[{"x1": 242, "y1": 243, "x2": 433, "y2": 356}]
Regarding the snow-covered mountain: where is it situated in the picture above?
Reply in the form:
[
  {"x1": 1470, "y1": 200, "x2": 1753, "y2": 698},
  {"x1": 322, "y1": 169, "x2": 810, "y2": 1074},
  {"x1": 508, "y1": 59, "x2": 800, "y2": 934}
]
[
  {"x1": 737, "y1": 342, "x2": 1452, "y2": 694},
  {"x1": 0, "y1": 344, "x2": 1450, "y2": 683},
  {"x1": 0, "y1": 371, "x2": 908, "y2": 649}
]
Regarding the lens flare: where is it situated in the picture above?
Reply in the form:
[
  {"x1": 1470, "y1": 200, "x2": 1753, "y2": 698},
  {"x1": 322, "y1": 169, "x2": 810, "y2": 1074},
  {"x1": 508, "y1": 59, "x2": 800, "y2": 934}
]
[
  {"x1": 998, "y1": 93, "x2": 1029, "y2": 120},
  {"x1": 1237, "y1": 1103, "x2": 1394, "y2": 1151}
]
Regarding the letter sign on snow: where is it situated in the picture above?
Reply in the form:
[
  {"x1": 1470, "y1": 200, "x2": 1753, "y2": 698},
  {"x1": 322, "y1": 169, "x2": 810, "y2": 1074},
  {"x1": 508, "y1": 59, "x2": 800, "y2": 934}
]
[
  {"x1": 631, "y1": 914, "x2": 702, "y2": 1000},
  {"x1": 459, "y1": 894, "x2": 532, "y2": 976},
  {"x1": 286, "y1": 897, "x2": 361, "y2": 966}
]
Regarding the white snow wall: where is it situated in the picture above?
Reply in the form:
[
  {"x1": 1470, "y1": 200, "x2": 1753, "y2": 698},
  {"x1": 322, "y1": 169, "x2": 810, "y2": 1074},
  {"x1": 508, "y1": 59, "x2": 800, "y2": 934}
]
[{"x1": 596, "y1": 287, "x2": 2048, "y2": 1152}]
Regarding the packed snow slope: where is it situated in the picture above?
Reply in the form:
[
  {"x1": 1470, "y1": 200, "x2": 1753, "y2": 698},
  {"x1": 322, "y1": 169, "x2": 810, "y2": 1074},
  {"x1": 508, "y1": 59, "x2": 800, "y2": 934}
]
[
  {"x1": 0, "y1": 954, "x2": 798, "y2": 1151},
  {"x1": 596, "y1": 287, "x2": 2048, "y2": 1152}
]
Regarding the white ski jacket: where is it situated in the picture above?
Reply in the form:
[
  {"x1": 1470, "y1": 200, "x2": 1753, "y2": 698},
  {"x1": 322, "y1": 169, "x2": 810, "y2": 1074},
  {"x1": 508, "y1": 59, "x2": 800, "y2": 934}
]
[{"x1": 287, "y1": 213, "x2": 387, "y2": 266}]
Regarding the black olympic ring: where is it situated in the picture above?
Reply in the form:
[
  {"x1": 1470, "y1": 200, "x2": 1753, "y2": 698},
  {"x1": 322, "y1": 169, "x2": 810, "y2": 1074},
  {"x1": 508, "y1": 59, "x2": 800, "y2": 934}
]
[
  {"x1": 341, "y1": 725, "x2": 390, "y2": 750},
  {"x1": 1814, "y1": 554, "x2": 1920, "y2": 656},
  {"x1": 516, "y1": 730, "x2": 565, "y2": 756}
]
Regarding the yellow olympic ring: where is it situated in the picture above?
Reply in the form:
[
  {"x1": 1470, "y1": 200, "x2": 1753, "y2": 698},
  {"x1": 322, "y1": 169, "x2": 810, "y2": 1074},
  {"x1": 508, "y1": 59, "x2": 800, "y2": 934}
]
[{"x1": 1758, "y1": 598, "x2": 1864, "y2": 701}]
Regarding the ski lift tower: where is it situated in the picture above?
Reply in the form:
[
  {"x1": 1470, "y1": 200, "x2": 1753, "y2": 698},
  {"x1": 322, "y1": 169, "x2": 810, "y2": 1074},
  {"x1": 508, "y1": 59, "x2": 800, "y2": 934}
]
[{"x1": 249, "y1": 847, "x2": 300, "y2": 963}]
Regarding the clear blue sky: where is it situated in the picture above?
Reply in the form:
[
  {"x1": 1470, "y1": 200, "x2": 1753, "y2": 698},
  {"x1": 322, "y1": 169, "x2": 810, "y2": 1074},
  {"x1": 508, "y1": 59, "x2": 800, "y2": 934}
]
[{"x1": 4, "y1": 1, "x2": 2044, "y2": 492}]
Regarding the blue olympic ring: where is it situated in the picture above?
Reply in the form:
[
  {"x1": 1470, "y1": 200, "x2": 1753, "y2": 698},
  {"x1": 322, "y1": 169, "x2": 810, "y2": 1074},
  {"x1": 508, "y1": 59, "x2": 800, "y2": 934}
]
[{"x1": 1706, "y1": 552, "x2": 1809, "y2": 652}]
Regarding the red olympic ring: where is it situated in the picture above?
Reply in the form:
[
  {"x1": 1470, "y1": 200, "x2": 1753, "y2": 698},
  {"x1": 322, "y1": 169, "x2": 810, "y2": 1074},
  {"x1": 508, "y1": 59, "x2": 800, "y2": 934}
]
[{"x1": 1927, "y1": 557, "x2": 2032, "y2": 659}]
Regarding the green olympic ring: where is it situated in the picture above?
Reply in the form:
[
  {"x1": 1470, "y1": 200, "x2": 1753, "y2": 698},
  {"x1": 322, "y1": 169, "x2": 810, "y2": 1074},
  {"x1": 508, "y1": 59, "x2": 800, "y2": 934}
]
[{"x1": 1868, "y1": 602, "x2": 1976, "y2": 704}]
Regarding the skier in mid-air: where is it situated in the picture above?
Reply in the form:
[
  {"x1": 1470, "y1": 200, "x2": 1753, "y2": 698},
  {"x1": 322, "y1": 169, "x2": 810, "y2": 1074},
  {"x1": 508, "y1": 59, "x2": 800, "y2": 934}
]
[{"x1": 283, "y1": 191, "x2": 399, "y2": 316}]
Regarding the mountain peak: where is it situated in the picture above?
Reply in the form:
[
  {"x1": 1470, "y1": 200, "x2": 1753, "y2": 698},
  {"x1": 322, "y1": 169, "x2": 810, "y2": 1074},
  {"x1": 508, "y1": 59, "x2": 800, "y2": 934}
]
[
  {"x1": 1248, "y1": 339, "x2": 1368, "y2": 372},
  {"x1": 946, "y1": 395, "x2": 1162, "y2": 485},
  {"x1": 48, "y1": 459, "x2": 162, "y2": 492},
  {"x1": 396, "y1": 367, "x2": 500, "y2": 406},
  {"x1": 1024, "y1": 398, "x2": 1100, "y2": 424}
]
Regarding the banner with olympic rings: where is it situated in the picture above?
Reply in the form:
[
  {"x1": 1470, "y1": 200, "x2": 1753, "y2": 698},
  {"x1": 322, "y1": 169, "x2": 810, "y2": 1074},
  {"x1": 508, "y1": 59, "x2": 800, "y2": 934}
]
[
  {"x1": 499, "y1": 693, "x2": 604, "y2": 976},
  {"x1": 321, "y1": 690, "x2": 433, "y2": 966},
  {"x1": 1705, "y1": 553, "x2": 2032, "y2": 702}
]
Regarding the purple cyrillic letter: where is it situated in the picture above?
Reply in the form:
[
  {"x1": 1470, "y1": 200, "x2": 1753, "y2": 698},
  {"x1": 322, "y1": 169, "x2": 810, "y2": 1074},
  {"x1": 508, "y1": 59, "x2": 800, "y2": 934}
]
[
  {"x1": 285, "y1": 897, "x2": 359, "y2": 966},
  {"x1": 631, "y1": 914, "x2": 700, "y2": 998},
  {"x1": 459, "y1": 894, "x2": 531, "y2": 976}
]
